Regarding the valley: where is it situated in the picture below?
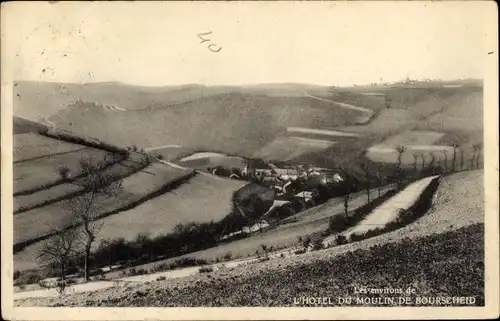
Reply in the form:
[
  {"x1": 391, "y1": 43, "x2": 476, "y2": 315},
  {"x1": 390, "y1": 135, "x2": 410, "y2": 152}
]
[{"x1": 11, "y1": 79, "x2": 484, "y2": 307}]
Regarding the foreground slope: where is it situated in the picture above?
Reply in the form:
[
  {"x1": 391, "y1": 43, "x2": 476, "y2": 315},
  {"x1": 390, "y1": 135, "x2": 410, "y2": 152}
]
[{"x1": 16, "y1": 170, "x2": 484, "y2": 306}]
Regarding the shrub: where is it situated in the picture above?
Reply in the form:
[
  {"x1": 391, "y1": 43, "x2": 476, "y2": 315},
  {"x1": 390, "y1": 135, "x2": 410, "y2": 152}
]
[
  {"x1": 223, "y1": 253, "x2": 233, "y2": 261},
  {"x1": 328, "y1": 215, "x2": 348, "y2": 233},
  {"x1": 312, "y1": 239, "x2": 324, "y2": 251},
  {"x1": 26, "y1": 273, "x2": 42, "y2": 285},
  {"x1": 349, "y1": 233, "x2": 366, "y2": 243},
  {"x1": 156, "y1": 276, "x2": 167, "y2": 281},
  {"x1": 335, "y1": 234, "x2": 348, "y2": 245},
  {"x1": 39, "y1": 279, "x2": 55, "y2": 289},
  {"x1": 199, "y1": 266, "x2": 214, "y2": 273},
  {"x1": 66, "y1": 278, "x2": 77, "y2": 285},
  {"x1": 301, "y1": 237, "x2": 312, "y2": 249},
  {"x1": 294, "y1": 248, "x2": 306, "y2": 255},
  {"x1": 13, "y1": 270, "x2": 21, "y2": 280},
  {"x1": 58, "y1": 166, "x2": 71, "y2": 180}
]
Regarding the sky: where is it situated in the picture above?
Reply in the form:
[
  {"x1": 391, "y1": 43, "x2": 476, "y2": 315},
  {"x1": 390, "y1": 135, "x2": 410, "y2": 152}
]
[{"x1": 2, "y1": 1, "x2": 495, "y2": 87}]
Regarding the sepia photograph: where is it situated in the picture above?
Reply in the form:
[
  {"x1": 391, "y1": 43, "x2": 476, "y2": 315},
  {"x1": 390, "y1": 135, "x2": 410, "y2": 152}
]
[{"x1": 1, "y1": 1, "x2": 498, "y2": 320}]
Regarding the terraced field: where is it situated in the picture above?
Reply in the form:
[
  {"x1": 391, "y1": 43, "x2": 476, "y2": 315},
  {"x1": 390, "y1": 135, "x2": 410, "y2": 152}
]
[
  {"x1": 15, "y1": 162, "x2": 191, "y2": 243},
  {"x1": 14, "y1": 147, "x2": 113, "y2": 194},
  {"x1": 14, "y1": 156, "x2": 144, "y2": 213},
  {"x1": 14, "y1": 133, "x2": 86, "y2": 163}
]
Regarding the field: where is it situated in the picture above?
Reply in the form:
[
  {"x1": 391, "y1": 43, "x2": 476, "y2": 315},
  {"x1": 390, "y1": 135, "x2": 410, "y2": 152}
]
[
  {"x1": 178, "y1": 152, "x2": 247, "y2": 170},
  {"x1": 14, "y1": 162, "x2": 192, "y2": 246},
  {"x1": 14, "y1": 147, "x2": 113, "y2": 194},
  {"x1": 14, "y1": 133, "x2": 87, "y2": 163},
  {"x1": 14, "y1": 156, "x2": 145, "y2": 212},
  {"x1": 93, "y1": 174, "x2": 248, "y2": 242},
  {"x1": 14, "y1": 172, "x2": 243, "y2": 271},
  {"x1": 15, "y1": 170, "x2": 484, "y2": 307},
  {"x1": 253, "y1": 135, "x2": 336, "y2": 162},
  {"x1": 144, "y1": 146, "x2": 193, "y2": 161},
  {"x1": 381, "y1": 130, "x2": 444, "y2": 146}
]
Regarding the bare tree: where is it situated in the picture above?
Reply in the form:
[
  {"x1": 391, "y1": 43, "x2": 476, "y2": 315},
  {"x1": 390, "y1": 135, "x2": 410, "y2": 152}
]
[
  {"x1": 373, "y1": 165, "x2": 385, "y2": 198},
  {"x1": 38, "y1": 229, "x2": 79, "y2": 293},
  {"x1": 412, "y1": 153, "x2": 419, "y2": 173},
  {"x1": 338, "y1": 165, "x2": 354, "y2": 219},
  {"x1": 459, "y1": 148, "x2": 465, "y2": 171},
  {"x1": 451, "y1": 142, "x2": 460, "y2": 172},
  {"x1": 441, "y1": 150, "x2": 449, "y2": 172},
  {"x1": 360, "y1": 161, "x2": 371, "y2": 203},
  {"x1": 428, "y1": 152, "x2": 436, "y2": 167},
  {"x1": 475, "y1": 143, "x2": 482, "y2": 169},
  {"x1": 395, "y1": 145, "x2": 407, "y2": 188},
  {"x1": 65, "y1": 158, "x2": 123, "y2": 281},
  {"x1": 385, "y1": 96, "x2": 391, "y2": 109},
  {"x1": 428, "y1": 152, "x2": 437, "y2": 174},
  {"x1": 469, "y1": 144, "x2": 479, "y2": 170},
  {"x1": 419, "y1": 152, "x2": 426, "y2": 171},
  {"x1": 396, "y1": 145, "x2": 407, "y2": 169}
]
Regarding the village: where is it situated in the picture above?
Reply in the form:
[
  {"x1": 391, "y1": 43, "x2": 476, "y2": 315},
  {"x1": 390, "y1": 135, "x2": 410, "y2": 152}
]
[{"x1": 204, "y1": 158, "x2": 347, "y2": 241}]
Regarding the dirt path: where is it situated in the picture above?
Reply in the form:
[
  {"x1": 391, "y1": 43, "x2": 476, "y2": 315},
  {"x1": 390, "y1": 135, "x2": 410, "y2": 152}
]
[
  {"x1": 303, "y1": 91, "x2": 374, "y2": 116},
  {"x1": 323, "y1": 175, "x2": 440, "y2": 246},
  {"x1": 144, "y1": 144, "x2": 182, "y2": 151},
  {"x1": 14, "y1": 281, "x2": 116, "y2": 299}
]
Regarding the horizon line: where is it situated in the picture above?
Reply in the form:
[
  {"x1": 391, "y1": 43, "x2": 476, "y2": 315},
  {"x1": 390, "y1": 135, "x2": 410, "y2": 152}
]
[{"x1": 13, "y1": 77, "x2": 483, "y2": 88}]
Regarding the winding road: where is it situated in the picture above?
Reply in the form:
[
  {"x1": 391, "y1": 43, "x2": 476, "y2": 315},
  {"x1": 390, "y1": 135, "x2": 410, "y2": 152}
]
[{"x1": 304, "y1": 91, "x2": 374, "y2": 116}]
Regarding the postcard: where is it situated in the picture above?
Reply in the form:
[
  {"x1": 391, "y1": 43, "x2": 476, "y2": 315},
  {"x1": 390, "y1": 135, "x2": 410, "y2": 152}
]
[{"x1": 1, "y1": 1, "x2": 498, "y2": 320}]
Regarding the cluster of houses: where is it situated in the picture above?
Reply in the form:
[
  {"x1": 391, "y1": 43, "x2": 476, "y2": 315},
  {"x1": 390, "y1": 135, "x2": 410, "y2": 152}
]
[
  {"x1": 218, "y1": 160, "x2": 346, "y2": 240},
  {"x1": 242, "y1": 161, "x2": 344, "y2": 199}
]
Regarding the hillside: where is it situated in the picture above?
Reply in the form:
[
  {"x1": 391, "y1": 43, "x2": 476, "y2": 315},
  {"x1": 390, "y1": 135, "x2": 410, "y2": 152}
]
[
  {"x1": 14, "y1": 81, "x2": 482, "y2": 172},
  {"x1": 47, "y1": 93, "x2": 362, "y2": 156},
  {"x1": 13, "y1": 81, "x2": 332, "y2": 121},
  {"x1": 15, "y1": 170, "x2": 484, "y2": 306}
]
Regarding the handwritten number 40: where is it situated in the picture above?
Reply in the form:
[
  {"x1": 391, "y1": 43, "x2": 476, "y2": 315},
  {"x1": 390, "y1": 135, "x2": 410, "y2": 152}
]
[{"x1": 197, "y1": 32, "x2": 222, "y2": 53}]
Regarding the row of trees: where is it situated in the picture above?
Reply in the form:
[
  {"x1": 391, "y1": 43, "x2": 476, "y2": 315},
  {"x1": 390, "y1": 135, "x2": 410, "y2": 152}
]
[{"x1": 338, "y1": 142, "x2": 483, "y2": 221}]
